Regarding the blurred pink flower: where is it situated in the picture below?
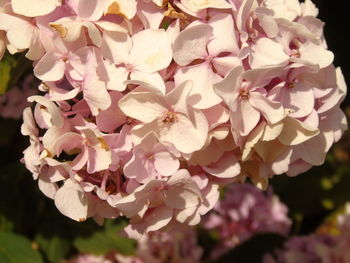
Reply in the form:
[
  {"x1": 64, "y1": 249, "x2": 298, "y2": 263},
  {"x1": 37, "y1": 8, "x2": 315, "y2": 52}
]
[{"x1": 203, "y1": 183, "x2": 291, "y2": 259}]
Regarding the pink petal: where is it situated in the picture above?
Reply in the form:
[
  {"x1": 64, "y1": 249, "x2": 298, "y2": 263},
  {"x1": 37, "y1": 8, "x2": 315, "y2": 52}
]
[
  {"x1": 84, "y1": 78, "x2": 111, "y2": 116},
  {"x1": 34, "y1": 52, "x2": 66, "y2": 81},
  {"x1": 100, "y1": 60, "x2": 129, "y2": 91},
  {"x1": 173, "y1": 23, "x2": 212, "y2": 66},
  {"x1": 77, "y1": 0, "x2": 107, "y2": 21},
  {"x1": 118, "y1": 92, "x2": 167, "y2": 123},
  {"x1": 212, "y1": 55, "x2": 242, "y2": 77},
  {"x1": 87, "y1": 144, "x2": 111, "y2": 173},
  {"x1": 130, "y1": 29, "x2": 172, "y2": 73},
  {"x1": 38, "y1": 177, "x2": 58, "y2": 199},
  {"x1": 123, "y1": 155, "x2": 148, "y2": 181},
  {"x1": 130, "y1": 71, "x2": 166, "y2": 95},
  {"x1": 154, "y1": 151, "x2": 180, "y2": 177},
  {"x1": 202, "y1": 152, "x2": 241, "y2": 178},
  {"x1": 164, "y1": 170, "x2": 201, "y2": 209},
  {"x1": 207, "y1": 13, "x2": 239, "y2": 56},
  {"x1": 160, "y1": 112, "x2": 208, "y2": 154},
  {"x1": 213, "y1": 66, "x2": 243, "y2": 109},
  {"x1": 28, "y1": 96, "x2": 64, "y2": 127},
  {"x1": 236, "y1": 100, "x2": 261, "y2": 136},
  {"x1": 299, "y1": 41, "x2": 334, "y2": 68},
  {"x1": 96, "y1": 92, "x2": 126, "y2": 133},
  {"x1": 198, "y1": 183, "x2": 220, "y2": 215},
  {"x1": 54, "y1": 179, "x2": 88, "y2": 222},
  {"x1": 105, "y1": 0, "x2": 137, "y2": 19},
  {"x1": 250, "y1": 93, "x2": 284, "y2": 124},
  {"x1": 136, "y1": 0, "x2": 165, "y2": 29},
  {"x1": 295, "y1": 133, "x2": 327, "y2": 165},
  {"x1": 101, "y1": 31, "x2": 131, "y2": 64},
  {"x1": 278, "y1": 116, "x2": 319, "y2": 146},
  {"x1": 250, "y1": 38, "x2": 289, "y2": 68},
  {"x1": 174, "y1": 64, "x2": 222, "y2": 109},
  {"x1": 145, "y1": 205, "x2": 173, "y2": 232},
  {"x1": 0, "y1": 13, "x2": 32, "y2": 49},
  {"x1": 12, "y1": 0, "x2": 61, "y2": 17}
]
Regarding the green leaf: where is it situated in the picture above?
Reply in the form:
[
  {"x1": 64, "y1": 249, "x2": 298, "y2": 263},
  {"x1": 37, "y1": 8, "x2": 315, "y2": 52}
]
[
  {"x1": 213, "y1": 233, "x2": 286, "y2": 263},
  {"x1": 0, "y1": 53, "x2": 32, "y2": 95},
  {"x1": 74, "y1": 219, "x2": 136, "y2": 256},
  {"x1": 35, "y1": 222, "x2": 72, "y2": 263},
  {"x1": 0, "y1": 55, "x2": 16, "y2": 95},
  {"x1": 0, "y1": 232, "x2": 43, "y2": 263}
]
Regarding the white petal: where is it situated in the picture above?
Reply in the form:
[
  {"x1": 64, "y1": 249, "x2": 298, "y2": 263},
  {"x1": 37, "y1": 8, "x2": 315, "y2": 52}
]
[
  {"x1": 250, "y1": 38, "x2": 289, "y2": 68},
  {"x1": 130, "y1": 29, "x2": 172, "y2": 73},
  {"x1": 118, "y1": 92, "x2": 167, "y2": 123},
  {"x1": 278, "y1": 116, "x2": 319, "y2": 146},
  {"x1": 54, "y1": 179, "x2": 88, "y2": 222},
  {"x1": 12, "y1": 0, "x2": 61, "y2": 17},
  {"x1": 173, "y1": 23, "x2": 212, "y2": 66}
]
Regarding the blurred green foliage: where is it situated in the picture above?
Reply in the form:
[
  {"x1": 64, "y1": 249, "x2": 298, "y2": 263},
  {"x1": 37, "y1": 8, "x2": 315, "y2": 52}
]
[{"x1": 0, "y1": 53, "x2": 31, "y2": 95}]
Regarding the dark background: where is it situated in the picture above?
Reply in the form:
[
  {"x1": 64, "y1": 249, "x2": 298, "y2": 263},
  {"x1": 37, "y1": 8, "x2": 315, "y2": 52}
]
[{"x1": 314, "y1": 0, "x2": 350, "y2": 105}]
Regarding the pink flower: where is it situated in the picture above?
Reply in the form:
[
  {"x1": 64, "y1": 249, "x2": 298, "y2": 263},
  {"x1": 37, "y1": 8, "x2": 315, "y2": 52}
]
[
  {"x1": 11, "y1": 0, "x2": 62, "y2": 17},
  {"x1": 173, "y1": 13, "x2": 240, "y2": 109},
  {"x1": 214, "y1": 66, "x2": 285, "y2": 137},
  {"x1": 12, "y1": 0, "x2": 346, "y2": 235},
  {"x1": 112, "y1": 169, "x2": 203, "y2": 239},
  {"x1": 0, "y1": 75, "x2": 37, "y2": 119},
  {"x1": 101, "y1": 28, "x2": 173, "y2": 93},
  {"x1": 118, "y1": 80, "x2": 208, "y2": 154},
  {"x1": 137, "y1": 225, "x2": 203, "y2": 263},
  {"x1": 203, "y1": 183, "x2": 291, "y2": 259},
  {"x1": 124, "y1": 132, "x2": 181, "y2": 183}
]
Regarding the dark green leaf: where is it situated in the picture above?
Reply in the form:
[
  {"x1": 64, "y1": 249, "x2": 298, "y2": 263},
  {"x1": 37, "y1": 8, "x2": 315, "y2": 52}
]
[
  {"x1": 0, "y1": 232, "x2": 43, "y2": 263},
  {"x1": 0, "y1": 55, "x2": 16, "y2": 95},
  {"x1": 74, "y1": 219, "x2": 136, "y2": 256},
  {"x1": 0, "y1": 53, "x2": 32, "y2": 95},
  {"x1": 35, "y1": 222, "x2": 72, "y2": 263}
]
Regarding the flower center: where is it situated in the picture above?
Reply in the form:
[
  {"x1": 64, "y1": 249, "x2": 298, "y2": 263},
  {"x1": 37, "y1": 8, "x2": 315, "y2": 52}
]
[
  {"x1": 287, "y1": 82, "x2": 295, "y2": 89},
  {"x1": 163, "y1": 111, "x2": 178, "y2": 123},
  {"x1": 239, "y1": 89, "x2": 250, "y2": 100},
  {"x1": 125, "y1": 63, "x2": 135, "y2": 73}
]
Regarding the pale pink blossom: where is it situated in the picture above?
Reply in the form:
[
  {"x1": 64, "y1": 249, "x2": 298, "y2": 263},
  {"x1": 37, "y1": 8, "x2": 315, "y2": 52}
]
[
  {"x1": 214, "y1": 66, "x2": 285, "y2": 137},
  {"x1": 13, "y1": 0, "x2": 347, "y2": 235},
  {"x1": 173, "y1": 13, "x2": 241, "y2": 109},
  {"x1": 101, "y1": 28, "x2": 173, "y2": 93},
  {"x1": 11, "y1": 0, "x2": 62, "y2": 17},
  {"x1": 124, "y1": 132, "x2": 181, "y2": 183},
  {"x1": 203, "y1": 183, "x2": 291, "y2": 259},
  {"x1": 113, "y1": 169, "x2": 203, "y2": 239},
  {"x1": 0, "y1": 3, "x2": 45, "y2": 60},
  {"x1": 118, "y1": 80, "x2": 209, "y2": 154},
  {"x1": 137, "y1": 225, "x2": 203, "y2": 263}
]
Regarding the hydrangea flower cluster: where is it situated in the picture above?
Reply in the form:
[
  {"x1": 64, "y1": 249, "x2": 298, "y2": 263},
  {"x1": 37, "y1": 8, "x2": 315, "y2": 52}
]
[
  {"x1": 136, "y1": 224, "x2": 203, "y2": 263},
  {"x1": 67, "y1": 225, "x2": 202, "y2": 263},
  {"x1": 203, "y1": 183, "x2": 291, "y2": 259},
  {"x1": 0, "y1": 0, "x2": 345, "y2": 238},
  {"x1": 264, "y1": 203, "x2": 350, "y2": 263},
  {"x1": 0, "y1": 74, "x2": 36, "y2": 119}
]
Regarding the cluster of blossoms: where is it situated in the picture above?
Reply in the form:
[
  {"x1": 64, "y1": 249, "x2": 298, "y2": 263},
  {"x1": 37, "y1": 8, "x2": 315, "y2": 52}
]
[
  {"x1": 0, "y1": 74, "x2": 36, "y2": 119},
  {"x1": 66, "y1": 254, "x2": 140, "y2": 263},
  {"x1": 203, "y1": 183, "x2": 291, "y2": 259},
  {"x1": 264, "y1": 203, "x2": 350, "y2": 263},
  {"x1": 0, "y1": 0, "x2": 346, "y2": 237},
  {"x1": 67, "y1": 225, "x2": 202, "y2": 263}
]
